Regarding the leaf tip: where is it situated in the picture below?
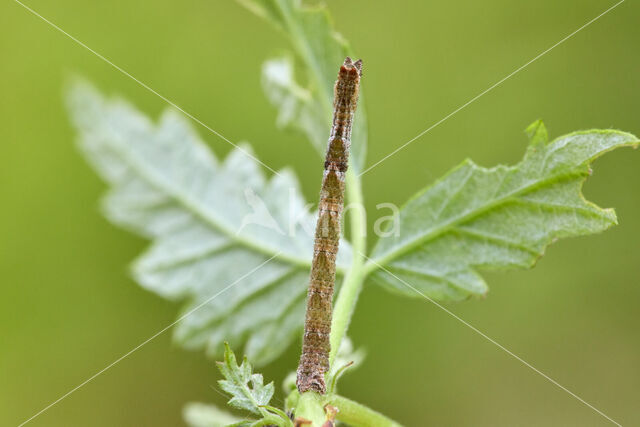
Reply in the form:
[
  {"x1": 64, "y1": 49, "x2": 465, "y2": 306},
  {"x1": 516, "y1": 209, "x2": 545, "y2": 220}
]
[
  {"x1": 525, "y1": 119, "x2": 548, "y2": 147},
  {"x1": 604, "y1": 208, "x2": 618, "y2": 226},
  {"x1": 223, "y1": 341, "x2": 234, "y2": 358}
]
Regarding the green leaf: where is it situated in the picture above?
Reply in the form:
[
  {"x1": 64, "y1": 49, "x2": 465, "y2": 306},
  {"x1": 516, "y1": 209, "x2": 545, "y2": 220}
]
[
  {"x1": 261, "y1": 56, "x2": 327, "y2": 160},
  {"x1": 66, "y1": 81, "x2": 352, "y2": 365},
  {"x1": 183, "y1": 402, "x2": 243, "y2": 427},
  {"x1": 240, "y1": 0, "x2": 368, "y2": 172},
  {"x1": 369, "y1": 122, "x2": 639, "y2": 301},
  {"x1": 217, "y1": 343, "x2": 275, "y2": 415}
]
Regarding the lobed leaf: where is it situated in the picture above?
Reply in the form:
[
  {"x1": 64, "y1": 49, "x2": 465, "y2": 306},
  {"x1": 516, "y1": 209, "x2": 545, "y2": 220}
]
[
  {"x1": 370, "y1": 121, "x2": 639, "y2": 301},
  {"x1": 216, "y1": 345, "x2": 293, "y2": 426},
  {"x1": 217, "y1": 343, "x2": 275, "y2": 415},
  {"x1": 66, "y1": 81, "x2": 352, "y2": 365}
]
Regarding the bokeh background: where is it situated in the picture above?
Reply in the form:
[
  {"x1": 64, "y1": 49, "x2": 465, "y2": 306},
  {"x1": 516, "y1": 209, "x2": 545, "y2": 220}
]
[{"x1": 1, "y1": 0, "x2": 639, "y2": 425}]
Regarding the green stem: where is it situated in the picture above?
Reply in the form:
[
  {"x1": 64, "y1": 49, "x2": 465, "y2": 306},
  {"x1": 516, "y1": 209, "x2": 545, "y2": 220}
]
[
  {"x1": 329, "y1": 168, "x2": 367, "y2": 366},
  {"x1": 325, "y1": 395, "x2": 403, "y2": 427}
]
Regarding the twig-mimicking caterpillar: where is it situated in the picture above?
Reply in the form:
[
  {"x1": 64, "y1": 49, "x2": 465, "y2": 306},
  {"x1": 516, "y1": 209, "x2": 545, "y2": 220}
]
[{"x1": 296, "y1": 57, "x2": 363, "y2": 394}]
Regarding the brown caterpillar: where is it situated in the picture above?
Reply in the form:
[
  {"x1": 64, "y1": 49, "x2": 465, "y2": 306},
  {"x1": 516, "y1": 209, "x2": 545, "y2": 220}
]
[{"x1": 296, "y1": 57, "x2": 362, "y2": 394}]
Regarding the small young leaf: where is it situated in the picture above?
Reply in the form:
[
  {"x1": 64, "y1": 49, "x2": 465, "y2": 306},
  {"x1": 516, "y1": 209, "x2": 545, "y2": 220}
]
[
  {"x1": 327, "y1": 336, "x2": 365, "y2": 394},
  {"x1": 217, "y1": 343, "x2": 275, "y2": 415},
  {"x1": 66, "y1": 81, "x2": 352, "y2": 365},
  {"x1": 370, "y1": 122, "x2": 639, "y2": 300},
  {"x1": 262, "y1": 56, "x2": 327, "y2": 158},
  {"x1": 239, "y1": 0, "x2": 368, "y2": 171}
]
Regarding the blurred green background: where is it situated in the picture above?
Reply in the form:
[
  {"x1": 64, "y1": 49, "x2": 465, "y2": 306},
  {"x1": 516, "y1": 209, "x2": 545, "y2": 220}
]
[{"x1": 1, "y1": 0, "x2": 639, "y2": 425}]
